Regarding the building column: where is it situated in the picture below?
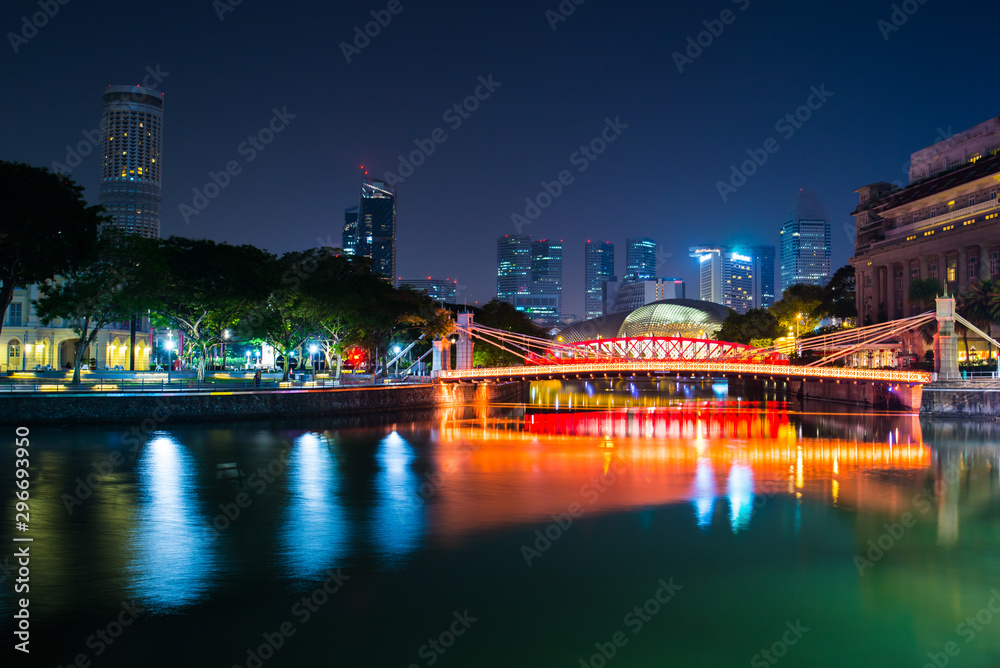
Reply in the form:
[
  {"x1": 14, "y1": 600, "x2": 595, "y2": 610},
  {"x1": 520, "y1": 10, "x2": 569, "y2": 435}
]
[
  {"x1": 902, "y1": 261, "x2": 912, "y2": 316},
  {"x1": 980, "y1": 243, "x2": 992, "y2": 281},
  {"x1": 958, "y1": 247, "x2": 968, "y2": 294},
  {"x1": 886, "y1": 264, "x2": 896, "y2": 320},
  {"x1": 873, "y1": 266, "x2": 883, "y2": 320},
  {"x1": 919, "y1": 256, "x2": 929, "y2": 281}
]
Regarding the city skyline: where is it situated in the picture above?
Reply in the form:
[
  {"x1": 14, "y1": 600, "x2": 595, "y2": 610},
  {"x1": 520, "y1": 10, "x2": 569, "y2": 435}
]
[{"x1": 6, "y1": 0, "x2": 1000, "y2": 317}]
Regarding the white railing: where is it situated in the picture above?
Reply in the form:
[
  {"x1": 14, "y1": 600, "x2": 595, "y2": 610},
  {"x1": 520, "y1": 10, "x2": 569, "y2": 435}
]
[{"x1": 886, "y1": 197, "x2": 1000, "y2": 239}]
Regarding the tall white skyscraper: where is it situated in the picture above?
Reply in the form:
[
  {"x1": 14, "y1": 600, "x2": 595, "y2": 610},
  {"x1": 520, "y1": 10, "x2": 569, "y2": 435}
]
[
  {"x1": 780, "y1": 190, "x2": 831, "y2": 293},
  {"x1": 99, "y1": 85, "x2": 163, "y2": 238}
]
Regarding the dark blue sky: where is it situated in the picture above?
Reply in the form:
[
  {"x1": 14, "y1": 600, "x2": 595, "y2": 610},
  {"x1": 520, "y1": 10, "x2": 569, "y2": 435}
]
[{"x1": 3, "y1": 0, "x2": 998, "y2": 316}]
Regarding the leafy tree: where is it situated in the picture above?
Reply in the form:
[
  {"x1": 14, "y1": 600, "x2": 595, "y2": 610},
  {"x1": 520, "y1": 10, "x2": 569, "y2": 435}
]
[
  {"x1": 814, "y1": 265, "x2": 857, "y2": 321},
  {"x1": 154, "y1": 238, "x2": 273, "y2": 380},
  {"x1": 908, "y1": 277, "x2": 943, "y2": 311},
  {"x1": 34, "y1": 227, "x2": 164, "y2": 383},
  {"x1": 771, "y1": 283, "x2": 824, "y2": 335},
  {"x1": 473, "y1": 299, "x2": 546, "y2": 367},
  {"x1": 715, "y1": 308, "x2": 781, "y2": 345},
  {"x1": 0, "y1": 161, "x2": 102, "y2": 340},
  {"x1": 959, "y1": 279, "x2": 1000, "y2": 362},
  {"x1": 347, "y1": 283, "x2": 427, "y2": 379}
]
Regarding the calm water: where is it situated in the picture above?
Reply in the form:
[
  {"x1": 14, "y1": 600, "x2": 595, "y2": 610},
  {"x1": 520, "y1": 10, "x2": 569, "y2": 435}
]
[{"x1": 3, "y1": 380, "x2": 1000, "y2": 667}]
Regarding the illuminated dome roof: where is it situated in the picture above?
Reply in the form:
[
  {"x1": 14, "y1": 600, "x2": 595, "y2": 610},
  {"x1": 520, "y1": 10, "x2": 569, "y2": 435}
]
[{"x1": 557, "y1": 299, "x2": 734, "y2": 343}]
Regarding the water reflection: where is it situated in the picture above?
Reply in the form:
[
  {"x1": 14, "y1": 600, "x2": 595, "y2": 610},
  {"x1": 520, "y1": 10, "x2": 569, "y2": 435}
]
[
  {"x1": 727, "y1": 463, "x2": 754, "y2": 532},
  {"x1": 692, "y1": 457, "x2": 716, "y2": 529},
  {"x1": 370, "y1": 430, "x2": 425, "y2": 567},
  {"x1": 279, "y1": 432, "x2": 348, "y2": 581},
  {"x1": 126, "y1": 434, "x2": 217, "y2": 610}
]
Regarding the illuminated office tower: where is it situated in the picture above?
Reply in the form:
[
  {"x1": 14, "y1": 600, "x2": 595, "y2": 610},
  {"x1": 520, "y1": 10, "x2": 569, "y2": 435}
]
[
  {"x1": 358, "y1": 178, "x2": 397, "y2": 282},
  {"x1": 99, "y1": 85, "x2": 163, "y2": 238},
  {"x1": 624, "y1": 237, "x2": 657, "y2": 283},
  {"x1": 585, "y1": 240, "x2": 615, "y2": 319}
]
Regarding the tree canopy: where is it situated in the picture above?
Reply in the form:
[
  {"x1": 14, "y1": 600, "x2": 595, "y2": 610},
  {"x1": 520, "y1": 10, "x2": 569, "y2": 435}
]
[{"x1": 0, "y1": 161, "x2": 103, "y2": 340}]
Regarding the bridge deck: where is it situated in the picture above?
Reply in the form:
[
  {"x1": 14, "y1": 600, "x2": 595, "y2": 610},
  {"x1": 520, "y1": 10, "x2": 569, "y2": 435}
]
[{"x1": 439, "y1": 361, "x2": 931, "y2": 384}]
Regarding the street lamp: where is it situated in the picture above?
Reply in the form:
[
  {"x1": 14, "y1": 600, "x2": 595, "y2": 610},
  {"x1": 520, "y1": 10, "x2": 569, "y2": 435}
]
[
  {"x1": 245, "y1": 350, "x2": 251, "y2": 370},
  {"x1": 309, "y1": 344, "x2": 318, "y2": 381},
  {"x1": 164, "y1": 339, "x2": 177, "y2": 383}
]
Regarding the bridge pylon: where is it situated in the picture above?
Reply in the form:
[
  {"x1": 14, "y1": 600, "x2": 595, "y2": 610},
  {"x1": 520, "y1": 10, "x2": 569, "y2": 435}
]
[
  {"x1": 456, "y1": 312, "x2": 474, "y2": 371},
  {"x1": 934, "y1": 297, "x2": 960, "y2": 380}
]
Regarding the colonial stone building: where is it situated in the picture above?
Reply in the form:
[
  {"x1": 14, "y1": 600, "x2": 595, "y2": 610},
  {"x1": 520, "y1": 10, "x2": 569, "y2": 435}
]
[
  {"x1": 852, "y1": 116, "x2": 1000, "y2": 323},
  {"x1": 2, "y1": 283, "x2": 152, "y2": 372}
]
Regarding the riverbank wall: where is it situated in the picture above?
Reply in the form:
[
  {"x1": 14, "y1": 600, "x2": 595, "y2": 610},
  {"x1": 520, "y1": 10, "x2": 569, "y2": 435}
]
[
  {"x1": 0, "y1": 380, "x2": 530, "y2": 426},
  {"x1": 919, "y1": 380, "x2": 1000, "y2": 418},
  {"x1": 789, "y1": 379, "x2": 921, "y2": 411}
]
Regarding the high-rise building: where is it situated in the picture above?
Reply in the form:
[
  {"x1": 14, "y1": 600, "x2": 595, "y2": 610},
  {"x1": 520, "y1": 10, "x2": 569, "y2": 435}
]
[
  {"x1": 751, "y1": 245, "x2": 776, "y2": 308},
  {"x1": 497, "y1": 235, "x2": 532, "y2": 303},
  {"x1": 624, "y1": 237, "x2": 657, "y2": 283},
  {"x1": 689, "y1": 245, "x2": 755, "y2": 314},
  {"x1": 780, "y1": 190, "x2": 831, "y2": 293},
  {"x1": 342, "y1": 205, "x2": 359, "y2": 255},
  {"x1": 607, "y1": 278, "x2": 686, "y2": 314},
  {"x1": 689, "y1": 246, "x2": 724, "y2": 304},
  {"x1": 585, "y1": 240, "x2": 615, "y2": 319},
  {"x1": 400, "y1": 277, "x2": 458, "y2": 304},
  {"x1": 357, "y1": 178, "x2": 397, "y2": 283},
  {"x1": 531, "y1": 239, "x2": 563, "y2": 299},
  {"x1": 99, "y1": 85, "x2": 163, "y2": 238}
]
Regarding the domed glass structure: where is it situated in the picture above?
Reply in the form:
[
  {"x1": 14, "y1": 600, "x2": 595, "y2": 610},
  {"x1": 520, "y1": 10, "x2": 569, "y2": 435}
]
[{"x1": 557, "y1": 299, "x2": 734, "y2": 343}]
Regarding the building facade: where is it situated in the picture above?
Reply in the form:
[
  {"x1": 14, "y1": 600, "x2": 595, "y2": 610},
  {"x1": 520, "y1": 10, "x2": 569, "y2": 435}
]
[
  {"x1": 400, "y1": 278, "x2": 458, "y2": 304},
  {"x1": 531, "y1": 239, "x2": 563, "y2": 301},
  {"x1": 99, "y1": 85, "x2": 163, "y2": 239},
  {"x1": 357, "y1": 178, "x2": 397, "y2": 283},
  {"x1": 751, "y1": 245, "x2": 776, "y2": 308},
  {"x1": 624, "y1": 237, "x2": 657, "y2": 283},
  {"x1": 608, "y1": 278, "x2": 686, "y2": 314},
  {"x1": 585, "y1": 240, "x2": 615, "y2": 319},
  {"x1": 342, "y1": 205, "x2": 359, "y2": 255},
  {"x1": 497, "y1": 235, "x2": 532, "y2": 303},
  {"x1": 689, "y1": 246, "x2": 756, "y2": 314},
  {"x1": 852, "y1": 116, "x2": 1000, "y2": 323},
  {"x1": 779, "y1": 190, "x2": 831, "y2": 293}
]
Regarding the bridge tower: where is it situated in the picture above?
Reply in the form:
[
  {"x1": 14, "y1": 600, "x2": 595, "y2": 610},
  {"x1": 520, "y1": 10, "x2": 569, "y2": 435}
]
[
  {"x1": 456, "y1": 312, "x2": 474, "y2": 371},
  {"x1": 934, "y1": 297, "x2": 960, "y2": 380},
  {"x1": 431, "y1": 338, "x2": 451, "y2": 379}
]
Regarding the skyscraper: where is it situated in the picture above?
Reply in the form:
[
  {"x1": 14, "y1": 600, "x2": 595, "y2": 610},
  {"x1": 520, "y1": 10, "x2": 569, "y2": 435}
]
[
  {"x1": 780, "y1": 190, "x2": 831, "y2": 293},
  {"x1": 751, "y1": 245, "x2": 776, "y2": 308},
  {"x1": 342, "y1": 205, "x2": 359, "y2": 255},
  {"x1": 624, "y1": 237, "x2": 657, "y2": 283},
  {"x1": 497, "y1": 235, "x2": 532, "y2": 303},
  {"x1": 358, "y1": 178, "x2": 396, "y2": 282},
  {"x1": 400, "y1": 277, "x2": 458, "y2": 303},
  {"x1": 99, "y1": 85, "x2": 163, "y2": 238},
  {"x1": 689, "y1": 245, "x2": 755, "y2": 314},
  {"x1": 585, "y1": 240, "x2": 615, "y2": 319},
  {"x1": 531, "y1": 239, "x2": 563, "y2": 299}
]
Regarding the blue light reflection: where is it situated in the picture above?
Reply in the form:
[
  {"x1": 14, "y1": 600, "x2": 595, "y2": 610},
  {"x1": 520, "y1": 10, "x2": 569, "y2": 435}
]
[{"x1": 371, "y1": 431, "x2": 425, "y2": 567}]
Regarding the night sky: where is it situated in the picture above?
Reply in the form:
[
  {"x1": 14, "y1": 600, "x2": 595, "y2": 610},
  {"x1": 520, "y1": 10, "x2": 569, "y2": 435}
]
[{"x1": 3, "y1": 0, "x2": 999, "y2": 317}]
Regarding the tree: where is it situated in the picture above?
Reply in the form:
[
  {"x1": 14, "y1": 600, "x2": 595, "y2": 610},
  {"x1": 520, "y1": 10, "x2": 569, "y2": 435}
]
[
  {"x1": 154, "y1": 238, "x2": 273, "y2": 380},
  {"x1": 0, "y1": 161, "x2": 102, "y2": 340},
  {"x1": 770, "y1": 283, "x2": 824, "y2": 335},
  {"x1": 34, "y1": 227, "x2": 163, "y2": 384},
  {"x1": 473, "y1": 299, "x2": 546, "y2": 367},
  {"x1": 347, "y1": 283, "x2": 427, "y2": 379},
  {"x1": 908, "y1": 278, "x2": 943, "y2": 312},
  {"x1": 715, "y1": 308, "x2": 781, "y2": 345},
  {"x1": 959, "y1": 279, "x2": 1000, "y2": 363},
  {"x1": 814, "y1": 265, "x2": 857, "y2": 321}
]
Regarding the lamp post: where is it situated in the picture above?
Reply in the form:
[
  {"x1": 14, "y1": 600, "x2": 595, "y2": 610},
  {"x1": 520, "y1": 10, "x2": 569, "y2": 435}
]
[
  {"x1": 245, "y1": 350, "x2": 251, "y2": 371},
  {"x1": 165, "y1": 339, "x2": 177, "y2": 383},
  {"x1": 309, "y1": 344, "x2": 318, "y2": 382},
  {"x1": 222, "y1": 329, "x2": 230, "y2": 371}
]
